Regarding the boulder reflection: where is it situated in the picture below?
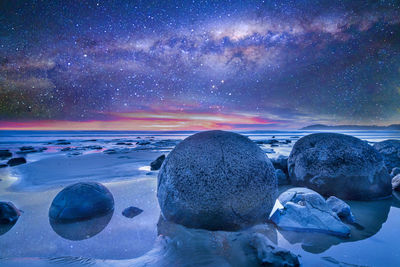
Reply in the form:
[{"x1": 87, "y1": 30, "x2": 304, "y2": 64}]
[
  {"x1": 49, "y1": 211, "x2": 113, "y2": 241},
  {"x1": 278, "y1": 198, "x2": 391, "y2": 253},
  {"x1": 0, "y1": 222, "x2": 16, "y2": 236}
]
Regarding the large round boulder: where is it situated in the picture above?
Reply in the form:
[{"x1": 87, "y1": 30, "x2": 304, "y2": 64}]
[
  {"x1": 157, "y1": 130, "x2": 277, "y2": 231},
  {"x1": 49, "y1": 182, "x2": 114, "y2": 222},
  {"x1": 288, "y1": 133, "x2": 391, "y2": 200},
  {"x1": 373, "y1": 140, "x2": 400, "y2": 172}
]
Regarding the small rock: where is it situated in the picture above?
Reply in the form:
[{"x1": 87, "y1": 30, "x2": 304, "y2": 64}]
[
  {"x1": 0, "y1": 202, "x2": 20, "y2": 224},
  {"x1": 391, "y1": 167, "x2": 400, "y2": 178},
  {"x1": 103, "y1": 149, "x2": 117, "y2": 154},
  {"x1": 122, "y1": 206, "x2": 143, "y2": 218},
  {"x1": 0, "y1": 164, "x2": 7, "y2": 168},
  {"x1": 326, "y1": 196, "x2": 355, "y2": 223},
  {"x1": 150, "y1": 155, "x2": 165, "y2": 170},
  {"x1": 250, "y1": 233, "x2": 300, "y2": 267},
  {"x1": 7, "y1": 157, "x2": 27, "y2": 166},
  {"x1": 136, "y1": 140, "x2": 151, "y2": 145},
  {"x1": 19, "y1": 146, "x2": 34, "y2": 151},
  {"x1": 392, "y1": 174, "x2": 400, "y2": 192},
  {"x1": 275, "y1": 169, "x2": 289, "y2": 185},
  {"x1": 255, "y1": 139, "x2": 279, "y2": 145},
  {"x1": 56, "y1": 141, "x2": 71, "y2": 145},
  {"x1": 0, "y1": 150, "x2": 12, "y2": 158},
  {"x1": 270, "y1": 187, "x2": 350, "y2": 237},
  {"x1": 61, "y1": 147, "x2": 72, "y2": 151}
]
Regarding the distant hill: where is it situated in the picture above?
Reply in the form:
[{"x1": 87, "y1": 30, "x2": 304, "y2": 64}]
[{"x1": 301, "y1": 124, "x2": 400, "y2": 130}]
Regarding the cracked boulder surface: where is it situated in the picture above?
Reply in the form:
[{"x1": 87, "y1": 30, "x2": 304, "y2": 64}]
[
  {"x1": 270, "y1": 187, "x2": 351, "y2": 237},
  {"x1": 288, "y1": 133, "x2": 391, "y2": 200},
  {"x1": 157, "y1": 130, "x2": 277, "y2": 231}
]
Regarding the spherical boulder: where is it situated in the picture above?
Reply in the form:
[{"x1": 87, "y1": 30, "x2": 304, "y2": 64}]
[
  {"x1": 288, "y1": 133, "x2": 391, "y2": 200},
  {"x1": 49, "y1": 182, "x2": 114, "y2": 222},
  {"x1": 373, "y1": 140, "x2": 400, "y2": 172},
  {"x1": 157, "y1": 130, "x2": 277, "y2": 231}
]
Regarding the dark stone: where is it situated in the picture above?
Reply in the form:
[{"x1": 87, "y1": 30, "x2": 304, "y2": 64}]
[
  {"x1": 56, "y1": 141, "x2": 71, "y2": 145},
  {"x1": 0, "y1": 202, "x2": 20, "y2": 224},
  {"x1": 49, "y1": 182, "x2": 114, "y2": 223},
  {"x1": 61, "y1": 147, "x2": 72, "y2": 151},
  {"x1": 255, "y1": 139, "x2": 279, "y2": 145},
  {"x1": 373, "y1": 140, "x2": 400, "y2": 172},
  {"x1": 19, "y1": 146, "x2": 34, "y2": 151},
  {"x1": 136, "y1": 140, "x2": 151, "y2": 145},
  {"x1": 122, "y1": 206, "x2": 143, "y2": 218},
  {"x1": 288, "y1": 133, "x2": 391, "y2": 200},
  {"x1": 0, "y1": 150, "x2": 12, "y2": 158},
  {"x1": 85, "y1": 145, "x2": 102, "y2": 150},
  {"x1": 158, "y1": 130, "x2": 277, "y2": 231},
  {"x1": 0, "y1": 164, "x2": 7, "y2": 168},
  {"x1": 150, "y1": 155, "x2": 166, "y2": 170},
  {"x1": 7, "y1": 157, "x2": 27, "y2": 166}
]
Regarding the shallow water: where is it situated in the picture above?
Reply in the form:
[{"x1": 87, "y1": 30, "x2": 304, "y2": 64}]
[{"x1": 0, "y1": 130, "x2": 399, "y2": 266}]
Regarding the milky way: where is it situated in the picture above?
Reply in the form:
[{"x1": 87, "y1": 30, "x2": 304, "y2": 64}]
[{"x1": 1, "y1": 1, "x2": 399, "y2": 130}]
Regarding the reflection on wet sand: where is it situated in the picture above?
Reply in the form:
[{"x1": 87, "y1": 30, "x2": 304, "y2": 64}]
[
  {"x1": 0, "y1": 222, "x2": 16, "y2": 236},
  {"x1": 278, "y1": 198, "x2": 391, "y2": 253},
  {"x1": 49, "y1": 211, "x2": 113, "y2": 241}
]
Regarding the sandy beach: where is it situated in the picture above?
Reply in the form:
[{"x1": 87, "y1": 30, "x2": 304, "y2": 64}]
[{"x1": 1, "y1": 130, "x2": 400, "y2": 266}]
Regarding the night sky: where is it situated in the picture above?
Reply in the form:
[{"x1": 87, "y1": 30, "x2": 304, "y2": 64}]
[{"x1": 0, "y1": 0, "x2": 399, "y2": 130}]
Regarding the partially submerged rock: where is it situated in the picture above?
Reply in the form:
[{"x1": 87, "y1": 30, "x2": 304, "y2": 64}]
[
  {"x1": 0, "y1": 150, "x2": 12, "y2": 158},
  {"x1": 122, "y1": 206, "x2": 143, "y2": 218},
  {"x1": 326, "y1": 196, "x2": 355, "y2": 223},
  {"x1": 270, "y1": 188, "x2": 351, "y2": 237},
  {"x1": 0, "y1": 202, "x2": 20, "y2": 224},
  {"x1": 49, "y1": 182, "x2": 114, "y2": 222},
  {"x1": 7, "y1": 157, "x2": 27, "y2": 166},
  {"x1": 288, "y1": 133, "x2": 391, "y2": 200},
  {"x1": 392, "y1": 175, "x2": 400, "y2": 192},
  {"x1": 158, "y1": 130, "x2": 277, "y2": 230},
  {"x1": 137, "y1": 140, "x2": 151, "y2": 145},
  {"x1": 153, "y1": 217, "x2": 299, "y2": 267},
  {"x1": 150, "y1": 155, "x2": 165, "y2": 170},
  {"x1": 373, "y1": 140, "x2": 400, "y2": 172}
]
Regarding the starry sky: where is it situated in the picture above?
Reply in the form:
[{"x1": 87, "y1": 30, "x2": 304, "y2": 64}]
[{"x1": 0, "y1": 0, "x2": 399, "y2": 130}]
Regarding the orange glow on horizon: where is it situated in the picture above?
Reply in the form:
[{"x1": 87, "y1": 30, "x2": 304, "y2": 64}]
[{"x1": 0, "y1": 111, "x2": 278, "y2": 131}]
